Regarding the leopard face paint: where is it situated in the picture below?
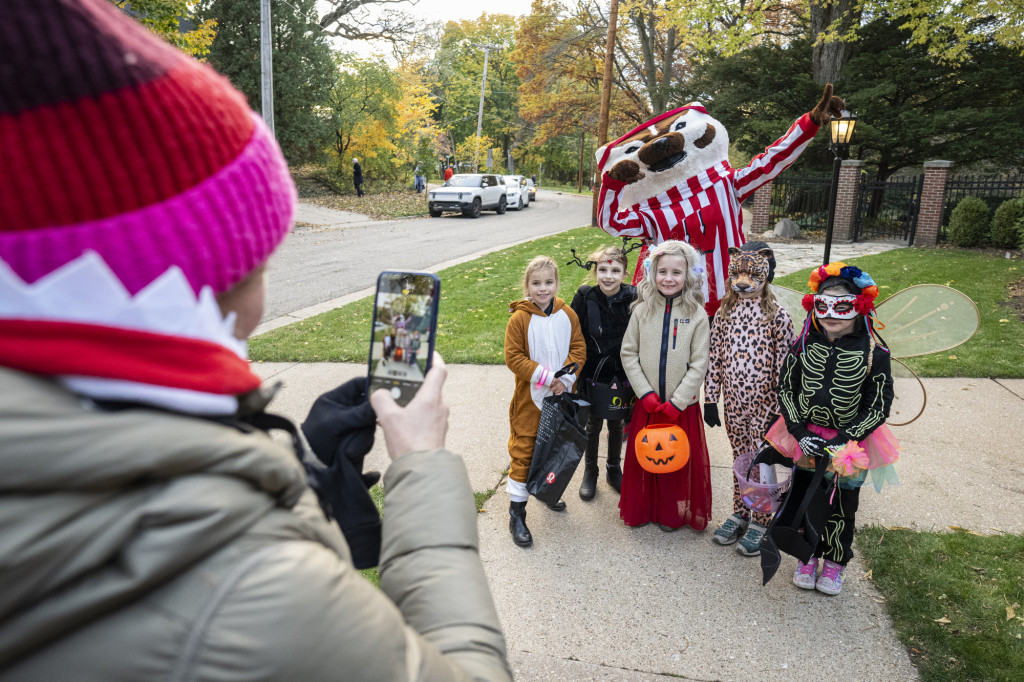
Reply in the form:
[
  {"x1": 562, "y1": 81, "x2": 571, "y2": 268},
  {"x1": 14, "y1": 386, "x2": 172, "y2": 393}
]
[{"x1": 813, "y1": 294, "x2": 858, "y2": 320}]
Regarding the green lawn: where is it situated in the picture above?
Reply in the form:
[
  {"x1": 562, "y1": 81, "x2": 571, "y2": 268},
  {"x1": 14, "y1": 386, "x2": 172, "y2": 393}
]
[
  {"x1": 774, "y1": 248, "x2": 1024, "y2": 378},
  {"x1": 857, "y1": 527, "x2": 1024, "y2": 681},
  {"x1": 251, "y1": 226, "x2": 617, "y2": 363}
]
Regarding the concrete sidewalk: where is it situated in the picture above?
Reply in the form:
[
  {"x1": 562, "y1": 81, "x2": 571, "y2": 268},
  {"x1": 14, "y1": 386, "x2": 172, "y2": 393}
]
[{"x1": 253, "y1": 357, "x2": 1024, "y2": 681}]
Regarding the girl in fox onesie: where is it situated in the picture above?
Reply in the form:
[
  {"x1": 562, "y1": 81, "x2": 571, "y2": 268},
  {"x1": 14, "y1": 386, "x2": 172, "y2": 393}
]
[
  {"x1": 504, "y1": 256, "x2": 586, "y2": 548},
  {"x1": 595, "y1": 86, "x2": 845, "y2": 317}
]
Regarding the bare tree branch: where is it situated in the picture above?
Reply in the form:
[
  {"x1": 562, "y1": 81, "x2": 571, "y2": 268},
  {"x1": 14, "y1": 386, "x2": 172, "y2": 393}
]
[{"x1": 318, "y1": 0, "x2": 419, "y2": 43}]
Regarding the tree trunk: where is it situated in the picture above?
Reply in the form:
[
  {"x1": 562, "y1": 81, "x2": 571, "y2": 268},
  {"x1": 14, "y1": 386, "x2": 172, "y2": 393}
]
[{"x1": 809, "y1": 0, "x2": 860, "y2": 85}]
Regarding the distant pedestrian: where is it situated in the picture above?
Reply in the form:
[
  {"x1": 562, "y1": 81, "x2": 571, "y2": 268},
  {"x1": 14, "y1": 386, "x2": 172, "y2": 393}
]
[
  {"x1": 353, "y1": 157, "x2": 364, "y2": 197},
  {"x1": 414, "y1": 165, "x2": 425, "y2": 193},
  {"x1": 444, "y1": 165, "x2": 454, "y2": 182}
]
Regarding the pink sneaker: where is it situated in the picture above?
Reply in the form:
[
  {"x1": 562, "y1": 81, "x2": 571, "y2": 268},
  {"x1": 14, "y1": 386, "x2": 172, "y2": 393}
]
[
  {"x1": 816, "y1": 560, "x2": 845, "y2": 595},
  {"x1": 792, "y1": 558, "x2": 818, "y2": 590}
]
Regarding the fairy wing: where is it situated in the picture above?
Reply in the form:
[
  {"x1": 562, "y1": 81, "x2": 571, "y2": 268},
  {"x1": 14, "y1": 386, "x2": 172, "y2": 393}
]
[
  {"x1": 889, "y1": 358, "x2": 926, "y2": 426},
  {"x1": 874, "y1": 284, "x2": 980, "y2": 358},
  {"x1": 771, "y1": 284, "x2": 808, "y2": 327},
  {"x1": 768, "y1": 285, "x2": 930, "y2": 426}
]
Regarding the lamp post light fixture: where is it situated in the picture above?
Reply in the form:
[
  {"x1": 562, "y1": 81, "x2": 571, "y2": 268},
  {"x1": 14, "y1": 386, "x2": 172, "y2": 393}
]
[{"x1": 822, "y1": 109, "x2": 858, "y2": 264}]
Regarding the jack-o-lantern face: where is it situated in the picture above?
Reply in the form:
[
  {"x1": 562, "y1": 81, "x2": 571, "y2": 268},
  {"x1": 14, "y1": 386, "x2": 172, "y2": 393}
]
[{"x1": 635, "y1": 424, "x2": 690, "y2": 474}]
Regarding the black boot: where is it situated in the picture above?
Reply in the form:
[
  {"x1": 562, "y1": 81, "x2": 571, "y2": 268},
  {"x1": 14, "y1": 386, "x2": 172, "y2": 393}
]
[
  {"x1": 580, "y1": 414, "x2": 601, "y2": 500},
  {"x1": 606, "y1": 418, "x2": 623, "y2": 493},
  {"x1": 579, "y1": 464, "x2": 598, "y2": 500},
  {"x1": 509, "y1": 501, "x2": 532, "y2": 547}
]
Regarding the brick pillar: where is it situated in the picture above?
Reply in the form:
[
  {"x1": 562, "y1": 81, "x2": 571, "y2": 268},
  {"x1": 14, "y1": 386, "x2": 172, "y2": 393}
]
[
  {"x1": 750, "y1": 181, "x2": 773, "y2": 234},
  {"x1": 914, "y1": 160, "x2": 954, "y2": 247},
  {"x1": 831, "y1": 159, "x2": 864, "y2": 242}
]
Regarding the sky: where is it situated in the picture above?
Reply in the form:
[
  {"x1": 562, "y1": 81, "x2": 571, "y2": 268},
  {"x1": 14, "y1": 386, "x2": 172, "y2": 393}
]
[{"x1": 316, "y1": 0, "x2": 536, "y2": 58}]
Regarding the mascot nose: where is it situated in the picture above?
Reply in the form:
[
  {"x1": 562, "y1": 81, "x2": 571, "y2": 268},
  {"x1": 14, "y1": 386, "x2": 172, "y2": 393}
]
[{"x1": 652, "y1": 137, "x2": 670, "y2": 152}]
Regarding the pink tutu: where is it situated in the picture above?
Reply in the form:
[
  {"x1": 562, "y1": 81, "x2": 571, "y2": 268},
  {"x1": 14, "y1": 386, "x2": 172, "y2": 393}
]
[{"x1": 765, "y1": 417, "x2": 900, "y2": 491}]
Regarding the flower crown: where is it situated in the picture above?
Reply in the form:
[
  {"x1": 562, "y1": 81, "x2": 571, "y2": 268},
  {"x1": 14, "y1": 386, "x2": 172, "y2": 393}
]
[{"x1": 801, "y1": 261, "x2": 879, "y2": 316}]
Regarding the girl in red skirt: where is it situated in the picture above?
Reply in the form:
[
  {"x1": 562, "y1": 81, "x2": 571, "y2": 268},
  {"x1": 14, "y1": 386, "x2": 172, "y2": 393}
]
[{"x1": 619, "y1": 240, "x2": 712, "y2": 531}]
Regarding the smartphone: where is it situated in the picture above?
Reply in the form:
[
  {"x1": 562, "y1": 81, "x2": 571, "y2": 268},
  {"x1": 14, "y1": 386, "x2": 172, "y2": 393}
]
[{"x1": 367, "y1": 271, "x2": 441, "y2": 407}]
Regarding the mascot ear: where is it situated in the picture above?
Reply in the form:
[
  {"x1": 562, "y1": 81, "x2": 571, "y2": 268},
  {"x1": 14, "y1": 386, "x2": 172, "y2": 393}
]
[
  {"x1": 757, "y1": 247, "x2": 775, "y2": 260},
  {"x1": 728, "y1": 246, "x2": 741, "y2": 258},
  {"x1": 595, "y1": 142, "x2": 611, "y2": 166}
]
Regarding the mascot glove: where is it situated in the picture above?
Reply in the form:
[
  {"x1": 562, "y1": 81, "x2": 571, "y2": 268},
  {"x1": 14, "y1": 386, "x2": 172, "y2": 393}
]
[
  {"x1": 703, "y1": 403, "x2": 722, "y2": 428},
  {"x1": 301, "y1": 378, "x2": 382, "y2": 569},
  {"x1": 657, "y1": 401, "x2": 682, "y2": 421},
  {"x1": 640, "y1": 392, "x2": 662, "y2": 414}
]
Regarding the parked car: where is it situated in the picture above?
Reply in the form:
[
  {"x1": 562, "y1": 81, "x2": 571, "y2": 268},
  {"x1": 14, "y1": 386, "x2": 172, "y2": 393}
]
[
  {"x1": 526, "y1": 178, "x2": 537, "y2": 201},
  {"x1": 502, "y1": 175, "x2": 530, "y2": 210},
  {"x1": 428, "y1": 174, "x2": 507, "y2": 218}
]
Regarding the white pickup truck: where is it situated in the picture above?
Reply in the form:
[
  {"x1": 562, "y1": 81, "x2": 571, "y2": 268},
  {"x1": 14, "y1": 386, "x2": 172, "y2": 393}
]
[{"x1": 428, "y1": 174, "x2": 508, "y2": 218}]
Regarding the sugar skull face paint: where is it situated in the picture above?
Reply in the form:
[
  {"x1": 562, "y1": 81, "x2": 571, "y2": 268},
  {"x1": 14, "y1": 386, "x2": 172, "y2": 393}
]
[{"x1": 813, "y1": 294, "x2": 858, "y2": 320}]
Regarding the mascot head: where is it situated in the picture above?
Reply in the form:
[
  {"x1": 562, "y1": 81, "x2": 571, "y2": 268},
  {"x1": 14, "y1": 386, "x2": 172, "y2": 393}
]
[{"x1": 596, "y1": 103, "x2": 730, "y2": 209}]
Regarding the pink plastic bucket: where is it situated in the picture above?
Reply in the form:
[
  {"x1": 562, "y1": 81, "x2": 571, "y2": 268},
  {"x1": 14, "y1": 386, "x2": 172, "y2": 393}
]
[{"x1": 733, "y1": 451, "x2": 792, "y2": 514}]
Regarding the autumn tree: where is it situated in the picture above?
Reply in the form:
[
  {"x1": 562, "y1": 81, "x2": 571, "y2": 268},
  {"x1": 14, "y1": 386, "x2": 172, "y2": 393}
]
[
  {"x1": 664, "y1": 0, "x2": 1024, "y2": 85},
  {"x1": 202, "y1": 0, "x2": 334, "y2": 163},
  {"x1": 110, "y1": 0, "x2": 216, "y2": 59},
  {"x1": 427, "y1": 15, "x2": 522, "y2": 171},
  {"x1": 686, "y1": 14, "x2": 1024, "y2": 178}
]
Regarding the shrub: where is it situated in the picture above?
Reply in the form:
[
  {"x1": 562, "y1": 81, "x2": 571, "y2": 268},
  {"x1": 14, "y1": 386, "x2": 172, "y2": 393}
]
[
  {"x1": 1017, "y1": 216, "x2": 1024, "y2": 250},
  {"x1": 946, "y1": 196, "x2": 990, "y2": 247},
  {"x1": 990, "y1": 198, "x2": 1024, "y2": 249}
]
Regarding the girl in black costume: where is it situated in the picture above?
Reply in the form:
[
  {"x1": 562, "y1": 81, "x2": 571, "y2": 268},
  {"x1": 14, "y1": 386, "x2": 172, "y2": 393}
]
[{"x1": 570, "y1": 246, "x2": 637, "y2": 500}]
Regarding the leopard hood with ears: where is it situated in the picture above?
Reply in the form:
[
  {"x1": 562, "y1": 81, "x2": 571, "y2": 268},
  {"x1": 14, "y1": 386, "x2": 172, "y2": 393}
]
[{"x1": 595, "y1": 103, "x2": 730, "y2": 210}]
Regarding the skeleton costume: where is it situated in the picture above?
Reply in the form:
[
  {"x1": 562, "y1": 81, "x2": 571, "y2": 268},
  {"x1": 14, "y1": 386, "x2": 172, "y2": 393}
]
[{"x1": 761, "y1": 263, "x2": 900, "y2": 575}]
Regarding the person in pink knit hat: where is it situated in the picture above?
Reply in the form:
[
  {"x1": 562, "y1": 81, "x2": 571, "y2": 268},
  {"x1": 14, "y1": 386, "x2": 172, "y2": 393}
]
[{"x1": 0, "y1": 1, "x2": 510, "y2": 679}]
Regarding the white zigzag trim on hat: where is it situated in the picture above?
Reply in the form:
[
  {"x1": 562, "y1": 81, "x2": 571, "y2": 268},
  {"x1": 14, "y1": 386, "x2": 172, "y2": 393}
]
[
  {"x1": 0, "y1": 251, "x2": 247, "y2": 358},
  {"x1": 0, "y1": 252, "x2": 249, "y2": 415}
]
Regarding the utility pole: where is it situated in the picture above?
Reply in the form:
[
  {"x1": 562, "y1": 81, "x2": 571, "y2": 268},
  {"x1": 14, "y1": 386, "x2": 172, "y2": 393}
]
[
  {"x1": 592, "y1": 0, "x2": 619, "y2": 225},
  {"x1": 260, "y1": 0, "x2": 274, "y2": 137},
  {"x1": 474, "y1": 44, "x2": 501, "y2": 173}
]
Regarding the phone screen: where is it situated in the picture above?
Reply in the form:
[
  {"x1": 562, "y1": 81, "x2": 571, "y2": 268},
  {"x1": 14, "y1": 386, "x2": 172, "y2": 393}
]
[{"x1": 367, "y1": 272, "x2": 440, "y2": 407}]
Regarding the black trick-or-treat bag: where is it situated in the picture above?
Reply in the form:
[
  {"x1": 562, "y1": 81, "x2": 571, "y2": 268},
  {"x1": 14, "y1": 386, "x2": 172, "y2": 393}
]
[
  {"x1": 585, "y1": 355, "x2": 635, "y2": 420},
  {"x1": 527, "y1": 365, "x2": 589, "y2": 505}
]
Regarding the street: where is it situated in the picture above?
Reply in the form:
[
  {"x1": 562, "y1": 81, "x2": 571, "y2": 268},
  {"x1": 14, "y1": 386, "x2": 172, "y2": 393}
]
[{"x1": 263, "y1": 190, "x2": 592, "y2": 323}]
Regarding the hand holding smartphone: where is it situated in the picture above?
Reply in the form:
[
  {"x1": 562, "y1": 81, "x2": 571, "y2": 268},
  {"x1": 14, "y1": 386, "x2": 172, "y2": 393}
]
[{"x1": 367, "y1": 271, "x2": 441, "y2": 407}]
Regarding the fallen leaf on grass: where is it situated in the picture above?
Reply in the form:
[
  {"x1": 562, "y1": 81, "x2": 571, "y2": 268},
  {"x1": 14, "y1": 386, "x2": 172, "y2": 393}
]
[
  {"x1": 1007, "y1": 606, "x2": 1016, "y2": 621},
  {"x1": 934, "y1": 617, "x2": 952, "y2": 624},
  {"x1": 948, "y1": 525, "x2": 982, "y2": 535},
  {"x1": 862, "y1": 569, "x2": 873, "y2": 580},
  {"x1": 999, "y1": 319, "x2": 1010, "y2": 323}
]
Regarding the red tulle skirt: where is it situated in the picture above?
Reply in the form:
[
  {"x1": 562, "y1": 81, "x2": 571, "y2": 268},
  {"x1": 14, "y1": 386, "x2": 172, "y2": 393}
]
[{"x1": 619, "y1": 399, "x2": 712, "y2": 530}]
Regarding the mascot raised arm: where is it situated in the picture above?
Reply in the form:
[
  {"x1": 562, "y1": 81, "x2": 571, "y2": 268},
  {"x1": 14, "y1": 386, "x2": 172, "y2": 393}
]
[{"x1": 595, "y1": 85, "x2": 844, "y2": 317}]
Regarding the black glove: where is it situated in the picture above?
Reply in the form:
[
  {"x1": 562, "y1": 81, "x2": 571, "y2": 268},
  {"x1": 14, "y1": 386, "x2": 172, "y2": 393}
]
[
  {"x1": 703, "y1": 403, "x2": 721, "y2": 428},
  {"x1": 301, "y1": 378, "x2": 381, "y2": 569}
]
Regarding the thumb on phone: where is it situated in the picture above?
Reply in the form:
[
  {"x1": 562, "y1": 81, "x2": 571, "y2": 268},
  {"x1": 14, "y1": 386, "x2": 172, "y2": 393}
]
[{"x1": 371, "y1": 352, "x2": 449, "y2": 460}]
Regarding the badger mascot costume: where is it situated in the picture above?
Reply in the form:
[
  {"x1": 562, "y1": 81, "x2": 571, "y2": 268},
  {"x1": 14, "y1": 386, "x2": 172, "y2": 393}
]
[{"x1": 595, "y1": 85, "x2": 844, "y2": 316}]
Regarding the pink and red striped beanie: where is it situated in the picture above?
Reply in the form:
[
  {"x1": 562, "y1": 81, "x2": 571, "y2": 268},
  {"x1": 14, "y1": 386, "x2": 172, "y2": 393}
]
[{"x1": 0, "y1": 0, "x2": 296, "y2": 296}]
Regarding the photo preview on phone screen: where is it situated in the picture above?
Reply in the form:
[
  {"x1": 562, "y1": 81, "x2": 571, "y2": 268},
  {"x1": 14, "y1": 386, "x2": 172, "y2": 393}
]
[{"x1": 368, "y1": 272, "x2": 440, "y2": 407}]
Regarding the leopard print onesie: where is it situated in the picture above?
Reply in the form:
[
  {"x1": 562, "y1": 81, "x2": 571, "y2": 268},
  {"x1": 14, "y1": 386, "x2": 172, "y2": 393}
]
[{"x1": 706, "y1": 297, "x2": 796, "y2": 526}]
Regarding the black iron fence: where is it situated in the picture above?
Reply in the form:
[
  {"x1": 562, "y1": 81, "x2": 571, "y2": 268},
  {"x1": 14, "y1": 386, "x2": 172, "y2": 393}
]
[
  {"x1": 769, "y1": 175, "x2": 833, "y2": 232},
  {"x1": 852, "y1": 174, "x2": 923, "y2": 242},
  {"x1": 942, "y1": 175, "x2": 1024, "y2": 240}
]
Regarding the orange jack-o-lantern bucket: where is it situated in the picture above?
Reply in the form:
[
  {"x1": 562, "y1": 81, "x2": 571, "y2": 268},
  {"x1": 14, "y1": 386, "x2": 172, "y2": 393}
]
[{"x1": 635, "y1": 423, "x2": 689, "y2": 474}]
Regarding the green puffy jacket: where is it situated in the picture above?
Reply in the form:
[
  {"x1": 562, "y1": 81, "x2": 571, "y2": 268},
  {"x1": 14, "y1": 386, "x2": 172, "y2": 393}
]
[{"x1": 0, "y1": 368, "x2": 510, "y2": 681}]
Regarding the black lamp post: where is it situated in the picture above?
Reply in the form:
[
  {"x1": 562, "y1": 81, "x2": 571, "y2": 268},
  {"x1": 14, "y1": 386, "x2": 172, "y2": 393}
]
[{"x1": 822, "y1": 109, "x2": 858, "y2": 265}]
